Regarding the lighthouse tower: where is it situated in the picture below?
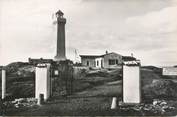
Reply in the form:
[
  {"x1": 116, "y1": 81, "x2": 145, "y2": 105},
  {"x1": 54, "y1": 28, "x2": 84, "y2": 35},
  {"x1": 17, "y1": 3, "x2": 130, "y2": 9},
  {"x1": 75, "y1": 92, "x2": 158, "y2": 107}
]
[{"x1": 54, "y1": 10, "x2": 66, "y2": 61}]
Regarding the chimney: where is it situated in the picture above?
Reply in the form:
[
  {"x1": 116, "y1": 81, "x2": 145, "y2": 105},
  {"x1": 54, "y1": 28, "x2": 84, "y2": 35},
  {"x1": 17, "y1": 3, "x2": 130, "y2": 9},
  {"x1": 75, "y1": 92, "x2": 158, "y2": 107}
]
[{"x1": 106, "y1": 50, "x2": 108, "y2": 54}]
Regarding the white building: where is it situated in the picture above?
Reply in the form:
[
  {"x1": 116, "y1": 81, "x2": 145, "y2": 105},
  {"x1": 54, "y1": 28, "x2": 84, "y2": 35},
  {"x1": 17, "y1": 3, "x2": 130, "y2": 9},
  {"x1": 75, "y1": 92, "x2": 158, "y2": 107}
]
[{"x1": 80, "y1": 52, "x2": 137, "y2": 69}]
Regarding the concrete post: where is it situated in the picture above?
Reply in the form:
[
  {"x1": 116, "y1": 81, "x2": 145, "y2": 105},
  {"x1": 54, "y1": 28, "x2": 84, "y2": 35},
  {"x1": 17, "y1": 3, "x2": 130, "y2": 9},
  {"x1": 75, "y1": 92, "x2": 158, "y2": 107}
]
[
  {"x1": 2, "y1": 69, "x2": 6, "y2": 99},
  {"x1": 111, "y1": 97, "x2": 117, "y2": 109},
  {"x1": 123, "y1": 64, "x2": 141, "y2": 104}
]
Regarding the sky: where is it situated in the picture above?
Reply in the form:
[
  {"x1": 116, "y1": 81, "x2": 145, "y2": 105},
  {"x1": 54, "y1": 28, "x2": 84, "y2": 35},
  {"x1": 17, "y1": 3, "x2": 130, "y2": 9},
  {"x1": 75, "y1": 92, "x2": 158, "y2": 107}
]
[{"x1": 0, "y1": 0, "x2": 177, "y2": 66}]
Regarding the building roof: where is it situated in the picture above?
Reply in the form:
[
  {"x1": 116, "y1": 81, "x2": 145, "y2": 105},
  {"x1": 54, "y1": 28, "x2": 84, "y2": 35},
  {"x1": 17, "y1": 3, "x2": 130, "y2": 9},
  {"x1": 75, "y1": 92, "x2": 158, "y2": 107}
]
[
  {"x1": 79, "y1": 55, "x2": 101, "y2": 58},
  {"x1": 100, "y1": 52, "x2": 122, "y2": 57},
  {"x1": 122, "y1": 56, "x2": 136, "y2": 61},
  {"x1": 80, "y1": 52, "x2": 122, "y2": 58},
  {"x1": 28, "y1": 58, "x2": 53, "y2": 65},
  {"x1": 80, "y1": 53, "x2": 137, "y2": 61}
]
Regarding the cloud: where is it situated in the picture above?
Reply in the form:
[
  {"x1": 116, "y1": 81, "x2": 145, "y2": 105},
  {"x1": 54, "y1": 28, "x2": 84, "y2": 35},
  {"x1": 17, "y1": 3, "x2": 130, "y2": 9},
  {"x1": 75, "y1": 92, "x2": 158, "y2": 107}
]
[
  {"x1": 120, "y1": 6, "x2": 177, "y2": 65},
  {"x1": 126, "y1": 6, "x2": 177, "y2": 33},
  {"x1": 124, "y1": 6, "x2": 177, "y2": 48}
]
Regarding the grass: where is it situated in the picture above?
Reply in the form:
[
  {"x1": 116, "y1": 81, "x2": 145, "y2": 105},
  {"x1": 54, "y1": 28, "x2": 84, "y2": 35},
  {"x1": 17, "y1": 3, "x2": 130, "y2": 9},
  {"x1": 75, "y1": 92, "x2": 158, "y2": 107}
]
[
  {"x1": 4, "y1": 79, "x2": 121, "y2": 116},
  {"x1": 5, "y1": 77, "x2": 177, "y2": 116},
  {"x1": 2, "y1": 66, "x2": 177, "y2": 116}
]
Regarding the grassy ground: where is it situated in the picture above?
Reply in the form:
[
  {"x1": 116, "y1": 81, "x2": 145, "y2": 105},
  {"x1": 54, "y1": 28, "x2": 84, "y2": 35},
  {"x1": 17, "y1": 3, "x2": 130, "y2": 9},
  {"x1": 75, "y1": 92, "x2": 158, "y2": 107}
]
[
  {"x1": 4, "y1": 80, "x2": 122, "y2": 116},
  {"x1": 2, "y1": 67, "x2": 177, "y2": 116},
  {"x1": 2, "y1": 68, "x2": 122, "y2": 115},
  {"x1": 5, "y1": 78, "x2": 177, "y2": 116}
]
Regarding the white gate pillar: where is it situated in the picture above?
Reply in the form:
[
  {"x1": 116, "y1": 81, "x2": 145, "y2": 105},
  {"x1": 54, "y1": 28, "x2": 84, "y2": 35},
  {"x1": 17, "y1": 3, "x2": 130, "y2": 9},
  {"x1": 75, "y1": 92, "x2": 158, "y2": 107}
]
[
  {"x1": 123, "y1": 61, "x2": 141, "y2": 104},
  {"x1": 35, "y1": 64, "x2": 51, "y2": 101},
  {"x1": 2, "y1": 69, "x2": 6, "y2": 99}
]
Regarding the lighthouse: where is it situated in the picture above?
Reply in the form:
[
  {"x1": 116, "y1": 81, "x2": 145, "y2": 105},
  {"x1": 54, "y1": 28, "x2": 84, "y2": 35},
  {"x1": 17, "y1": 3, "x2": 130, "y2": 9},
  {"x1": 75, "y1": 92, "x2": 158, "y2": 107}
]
[{"x1": 54, "y1": 10, "x2": 66, "y2": 61}]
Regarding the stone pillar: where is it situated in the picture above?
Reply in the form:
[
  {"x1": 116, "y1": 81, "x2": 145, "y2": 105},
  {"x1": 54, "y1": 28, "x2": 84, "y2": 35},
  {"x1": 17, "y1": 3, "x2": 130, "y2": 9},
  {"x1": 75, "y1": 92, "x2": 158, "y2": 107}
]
[
  {"x1": 54, "y1": 10, "x2": 66, "y2": 61},
  {"x1": 2, "y1": 69, "x2": 6, "y2": 99},
  {"x1": 35, "y1": 64, "x2": 51, "y2": 101},
  {"x1": 123, "y1": 64, "x2": 141, "y2": 104}
]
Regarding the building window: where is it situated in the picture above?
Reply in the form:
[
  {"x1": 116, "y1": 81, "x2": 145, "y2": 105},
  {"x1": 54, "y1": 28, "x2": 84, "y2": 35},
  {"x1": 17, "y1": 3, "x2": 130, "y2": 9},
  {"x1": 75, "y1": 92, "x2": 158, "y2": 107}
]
[
  {"x1": 109, "y1": 59, "x2": 115, "y2": 65},
  {"x1": 54, "y1": 70, "x2": 59, "y2": 75},
  {"x1": 109, "y1": 59, "x2": 118, "y2": 65},
  {"x1": 101, "y1": 60, "x2": 103, "y2": 67},
  {"x1": 87, "y1": 61, "x2": 89, "y2": 66},
  {"x1": 116, "y1": 59, "x2": 118, "y2": 64},
  {"x1": 97, "y1": 61, "x2": 99, "y2": 66}
]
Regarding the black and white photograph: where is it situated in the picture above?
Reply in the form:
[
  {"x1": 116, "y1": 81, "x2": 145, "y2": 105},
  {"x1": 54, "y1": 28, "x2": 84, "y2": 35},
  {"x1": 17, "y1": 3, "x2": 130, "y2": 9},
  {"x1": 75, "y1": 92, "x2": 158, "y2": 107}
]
[{"x1": 0, "y1": 0, "x2": 177, "y2": 116}]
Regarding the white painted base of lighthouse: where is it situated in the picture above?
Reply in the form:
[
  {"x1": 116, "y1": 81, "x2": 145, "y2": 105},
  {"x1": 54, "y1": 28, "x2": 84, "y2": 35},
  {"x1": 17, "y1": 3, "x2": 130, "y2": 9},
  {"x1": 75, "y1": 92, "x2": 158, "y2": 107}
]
[
  {"x1": 35, "y1": 64, "x2": 51, "y2": 100},
  {"x1": 123, "y1": 65, "x2": 141, "y2": 104}
]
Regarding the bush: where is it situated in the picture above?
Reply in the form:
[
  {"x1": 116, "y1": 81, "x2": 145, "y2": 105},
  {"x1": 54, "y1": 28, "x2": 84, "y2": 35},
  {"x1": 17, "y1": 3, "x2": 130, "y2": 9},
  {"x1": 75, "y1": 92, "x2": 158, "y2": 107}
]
[{"x1": 143, "y1": 80, "x2": 177, "y2": 100}]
